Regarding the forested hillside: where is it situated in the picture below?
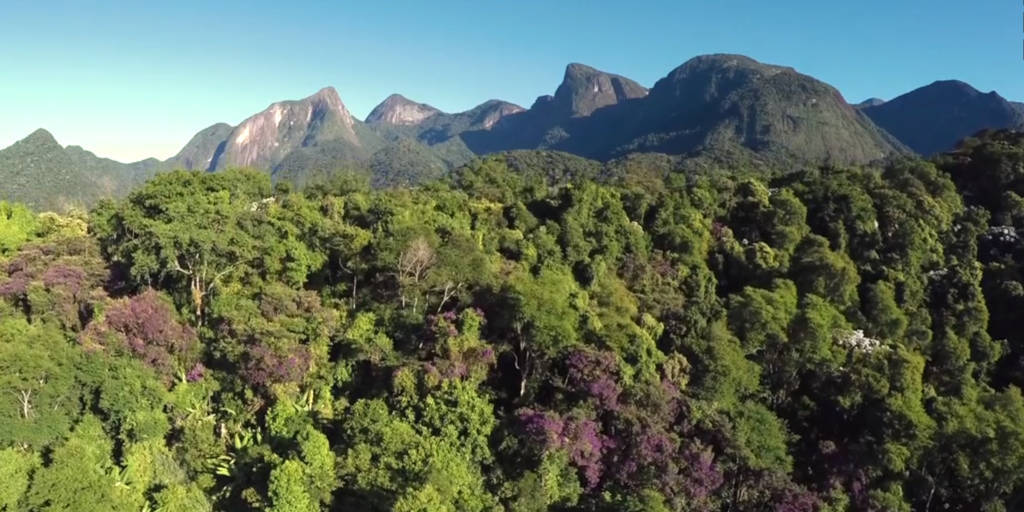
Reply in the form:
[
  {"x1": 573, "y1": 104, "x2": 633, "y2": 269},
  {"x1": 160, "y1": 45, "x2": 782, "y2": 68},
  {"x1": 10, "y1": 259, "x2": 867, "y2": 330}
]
[{"x1": 2, "y1": 130, "x2": 1024, "y2": 511}]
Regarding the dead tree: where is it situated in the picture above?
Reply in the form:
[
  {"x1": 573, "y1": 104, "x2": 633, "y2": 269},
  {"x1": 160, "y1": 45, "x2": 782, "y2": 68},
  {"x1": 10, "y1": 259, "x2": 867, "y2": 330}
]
[
  {"x1": 171, "y1": 254, "x2": 235, "y2": 325},
  {"x1": 396, "y1": 237, "x2": 435, "y2": 314}
]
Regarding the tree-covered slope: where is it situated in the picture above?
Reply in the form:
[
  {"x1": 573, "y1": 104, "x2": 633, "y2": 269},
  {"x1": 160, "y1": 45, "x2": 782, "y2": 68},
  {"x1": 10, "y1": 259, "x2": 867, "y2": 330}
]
[{"x1": 0, "y1": 129, "x2": 158, "y2": 211}]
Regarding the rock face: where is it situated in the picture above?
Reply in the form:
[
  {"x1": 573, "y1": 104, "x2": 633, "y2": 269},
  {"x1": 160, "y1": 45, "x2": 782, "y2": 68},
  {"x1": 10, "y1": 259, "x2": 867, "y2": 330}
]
[
  {"x1": 214, "y1": 87, "x2": 360, "y2": 170},
  {"x1": 462, "y1": 100, "x2": 526, "y2": 130},
  {"x1": 365, "y1": 94, "x2": 442, "y2": 125},
  {"x1": 166, "y1": 123, "x2": 232, "y2": 171},
  {"x1": 862, "y1": 80, "x2": 1024, "y2": 155},
  {"x1": 551, "y1": 63, "x2": 648, "y2": 117}
]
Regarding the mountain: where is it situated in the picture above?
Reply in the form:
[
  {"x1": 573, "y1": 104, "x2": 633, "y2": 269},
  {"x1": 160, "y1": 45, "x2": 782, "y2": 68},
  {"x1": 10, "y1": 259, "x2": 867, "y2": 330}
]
[
  {"x1": 459, "y1": 62, "x2": 650, "y2": 155},
  {"x1": 0, "y1": 129, "x2": 159, "y2": 211},
  {"x1": 214, "y1": 86, "x2": 370, "y2": 171},
  {"x1": 550, "y1": 63, "x2": 649, "y2": 117},
  {"x1": 1013, "y1": 102, "x2": 1024, "y2": 116},
  {"x1": 365, "y1": 96, "x2": 524, "y2": 167},
  {"x1": 161, "y1": 57, "x2": 923, "y2": 187},
  {"x1": 861, "y1": 80, "x2": 1024, "y2": 156},
  {"x1": 464, "y1": 54, "x2": 906, "y2": 166},
  {"x1": 166, "y1": 87, "x2": 496, "y2": 187},
  {"x1": 856, "y1": 98, "x2": 886, "y2": 108},
  {"x1": 167, "y1": 87, "x2": 405, "y2": 186},
  {"x1": 366, "y1": 138, "x2": 448, "y2": 187},
  {"x1": 365, "y1": 94, "x2": 442, "y2": 125},
  {"x1": 165, "y1": 123, "x2": 233, "y2": 171},
  {"x1": 401, "y1": 100, "x2": 525, "y2": 143},
  {"x1": 629, "y1": 54, "x2": 906, "y2": 163}
]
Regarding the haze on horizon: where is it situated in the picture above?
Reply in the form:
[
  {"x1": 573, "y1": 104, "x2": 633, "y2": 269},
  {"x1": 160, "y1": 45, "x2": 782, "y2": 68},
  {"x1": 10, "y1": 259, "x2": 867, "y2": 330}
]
[{"x1": 0, "y1": 0, "x2": 1020, "y2": 162}]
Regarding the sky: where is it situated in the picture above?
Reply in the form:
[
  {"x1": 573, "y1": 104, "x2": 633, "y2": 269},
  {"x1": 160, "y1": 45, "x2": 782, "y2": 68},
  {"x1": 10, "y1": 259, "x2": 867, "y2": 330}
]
[{"x1": 1, "y1": 0, "x2": 1022, "y2": 162}]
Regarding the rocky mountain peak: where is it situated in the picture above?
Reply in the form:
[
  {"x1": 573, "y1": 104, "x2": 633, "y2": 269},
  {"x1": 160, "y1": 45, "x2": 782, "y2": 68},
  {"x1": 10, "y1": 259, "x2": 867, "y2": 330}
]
[
  {"x1": 856, "y1": 98, "x2": 886, "y2": 108},
  {"x1": 308, "y1": 86, "x2": 354, "y2": 125},
  {"x1": 19, "y1": 128, "x2": 61, "y2": 148},
  {"x1": 215, "y1": 87, "x2": 360, "y2": 170},
  {"x1": 366, "y1": 94, "x2": 442, "y2": 126},
  {"x1": 552, "y1": 63, "x2": 648, "y2": 117},
  {"x1": 469, "y1": 100, "x2": 526, "y2": 129}
]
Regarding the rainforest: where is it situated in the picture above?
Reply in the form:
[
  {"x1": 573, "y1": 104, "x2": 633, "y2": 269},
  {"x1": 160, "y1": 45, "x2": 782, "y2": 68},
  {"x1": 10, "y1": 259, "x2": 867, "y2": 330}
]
[{"x1": 0, "y1": 130, "x2": 1023, "y2": 511}]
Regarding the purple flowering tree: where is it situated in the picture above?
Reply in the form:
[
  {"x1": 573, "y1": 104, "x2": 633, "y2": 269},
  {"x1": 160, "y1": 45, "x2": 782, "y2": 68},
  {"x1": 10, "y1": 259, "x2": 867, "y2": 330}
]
[
  {"x1": 243, "y1": 343, "x2": 313, "y2": 388},
  {"x1": 565, "y1": 349, "x2": 623, "y2": 412},
  {"x1": 516, "y1": 408, "x2": 614, "y2": 491},
  {"x1": 80, "y1": 288, "x2": 198, "y2": 381},
  {"x1": 0, "y1": 239, "x2": 108, "y2": 329},
  {"x1": 422, "y1": 308, "x2": 494, "y2": 383}
]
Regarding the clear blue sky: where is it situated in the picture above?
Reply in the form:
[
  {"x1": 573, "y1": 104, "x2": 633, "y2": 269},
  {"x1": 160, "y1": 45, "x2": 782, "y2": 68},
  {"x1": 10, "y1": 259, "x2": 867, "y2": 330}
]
[{"x1": 1, "y1": 0, "x2": 1021, "y2": 162}]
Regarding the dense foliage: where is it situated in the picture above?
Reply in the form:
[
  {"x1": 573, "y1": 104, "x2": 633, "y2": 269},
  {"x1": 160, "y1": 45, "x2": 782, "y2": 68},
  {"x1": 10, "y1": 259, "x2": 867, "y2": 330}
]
[{"x1": 2, "y1": 130, "x2": 1024, "y2": 511}]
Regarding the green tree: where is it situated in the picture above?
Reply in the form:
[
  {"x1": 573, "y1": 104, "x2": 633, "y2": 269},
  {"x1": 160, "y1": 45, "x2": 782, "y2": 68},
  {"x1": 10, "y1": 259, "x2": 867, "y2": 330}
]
[
  {"x1": 92, "y1": 169, "x2": 270, "y2": 323},
  {"x1": 27, "y1": 415, "x2": 142, "y2": 512}
]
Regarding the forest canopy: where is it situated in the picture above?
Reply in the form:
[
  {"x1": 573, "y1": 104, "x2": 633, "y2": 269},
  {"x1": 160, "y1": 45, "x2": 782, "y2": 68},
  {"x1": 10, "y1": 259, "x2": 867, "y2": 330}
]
[{"x1": 2, "y1": 130, "x2": 1024, "y2": 511}]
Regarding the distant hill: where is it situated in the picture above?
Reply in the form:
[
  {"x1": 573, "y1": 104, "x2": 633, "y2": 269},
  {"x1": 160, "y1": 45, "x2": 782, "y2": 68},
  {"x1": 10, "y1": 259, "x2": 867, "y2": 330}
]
[
  {"x1": 0, "y1": 129, "x2": 159, "y2": 211},
  {"x1": 861, "y1": 80, "x2": 1024, "y2": 156},
  {"x1": 365, "y1": 94, "x2": 442, "y2": 126}
]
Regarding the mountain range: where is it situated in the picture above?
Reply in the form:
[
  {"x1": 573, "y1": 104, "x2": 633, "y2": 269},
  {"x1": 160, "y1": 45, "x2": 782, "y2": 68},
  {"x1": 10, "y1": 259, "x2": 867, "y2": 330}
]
[{"x1": 2, "y1": 53, "x2": 1022, "y2": 210}]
